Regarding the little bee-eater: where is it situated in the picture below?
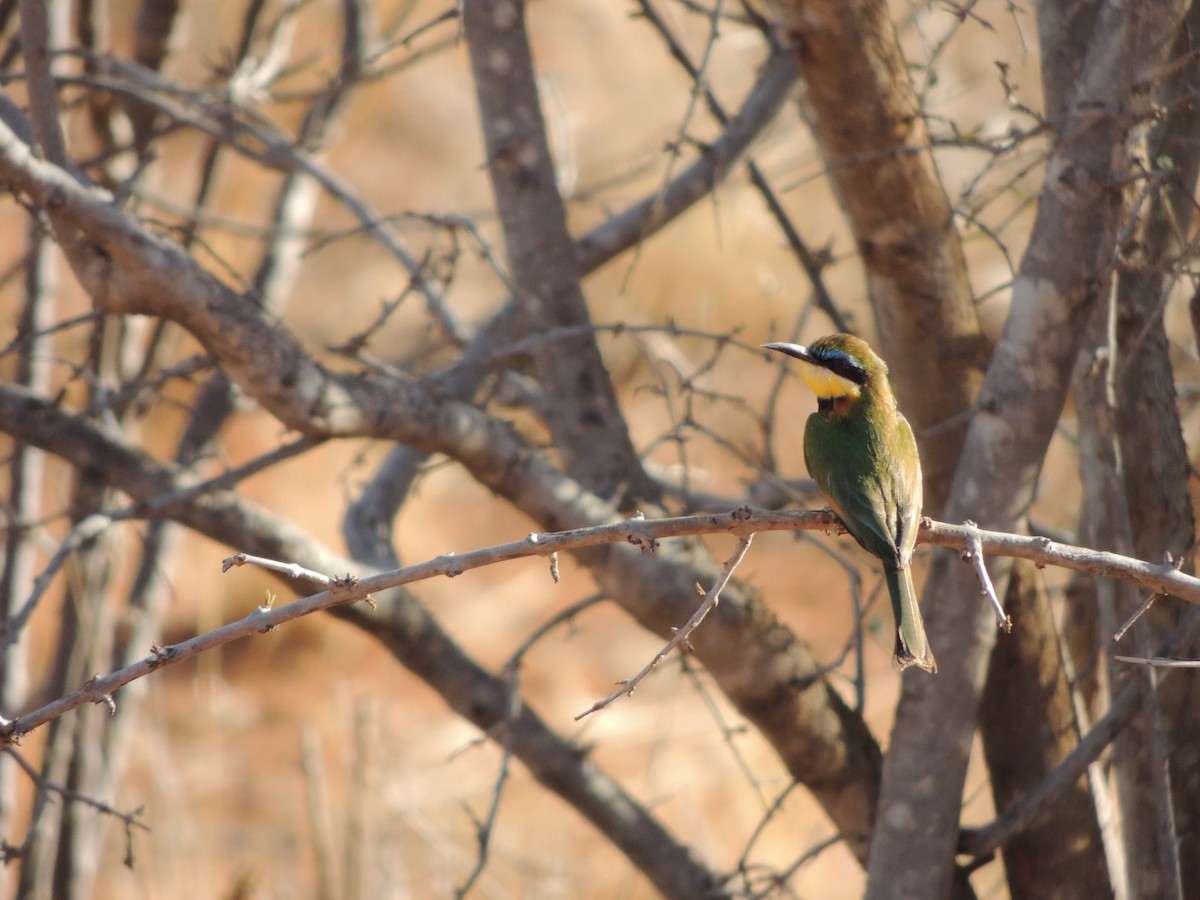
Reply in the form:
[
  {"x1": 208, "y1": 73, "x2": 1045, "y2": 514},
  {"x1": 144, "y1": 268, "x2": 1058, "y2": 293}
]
[{"x1": 763, "y1": 334, "x2": 936, "y2": 673}]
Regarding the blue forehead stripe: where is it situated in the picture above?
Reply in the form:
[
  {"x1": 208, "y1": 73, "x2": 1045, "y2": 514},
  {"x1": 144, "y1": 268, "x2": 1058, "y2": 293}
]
[{"x1": 820, "y1": 349, "x2": 861, "y2": 370}]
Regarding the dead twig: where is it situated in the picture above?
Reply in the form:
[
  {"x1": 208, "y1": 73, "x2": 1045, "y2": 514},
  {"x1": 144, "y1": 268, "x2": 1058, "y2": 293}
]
[
  {"x1": 959, "y1": 520, "x2": 1012, "y2": 632},
  {"x1": 575, "y1": 533, "x2": 754, "y2": 720}
]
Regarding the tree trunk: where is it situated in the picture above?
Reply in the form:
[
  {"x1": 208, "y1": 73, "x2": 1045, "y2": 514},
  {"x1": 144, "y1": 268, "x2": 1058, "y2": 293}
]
[
  {"x1": 980, "y1": 560, "x2": 1112, "y2": 899},
  {"x1": 865, "y1": 2, "x2": 1189, "y2": 895},
  {"x1": 768, "y1": 0, "x2": 984, "y2": 513}
]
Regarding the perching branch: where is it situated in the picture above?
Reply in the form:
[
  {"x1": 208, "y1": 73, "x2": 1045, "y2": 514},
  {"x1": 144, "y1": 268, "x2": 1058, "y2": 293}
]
[{"x1": 4, "y1": 507, "x2": 1195, "y2": 746}]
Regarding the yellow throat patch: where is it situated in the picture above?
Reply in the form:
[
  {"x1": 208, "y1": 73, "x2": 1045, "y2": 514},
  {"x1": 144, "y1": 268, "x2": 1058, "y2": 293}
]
[{"x1": 797, "y1": 360, "x2": 862, "y2": 400}]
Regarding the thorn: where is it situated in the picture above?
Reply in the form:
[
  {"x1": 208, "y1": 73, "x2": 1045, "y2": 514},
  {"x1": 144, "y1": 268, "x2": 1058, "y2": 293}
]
[{"x1": 332, "y1": 573, "x2": 359, "y2": 590}]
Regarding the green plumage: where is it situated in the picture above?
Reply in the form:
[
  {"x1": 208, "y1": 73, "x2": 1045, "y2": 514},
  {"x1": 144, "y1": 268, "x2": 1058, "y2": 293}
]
[{"x1": 764, "y1": 334, "x2": 936, "y2": 672}]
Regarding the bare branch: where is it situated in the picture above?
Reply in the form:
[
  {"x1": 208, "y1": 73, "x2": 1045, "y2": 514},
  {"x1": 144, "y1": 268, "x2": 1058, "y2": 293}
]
[
  {"x1": 959, "y1": 521, "x2": 1011, "y2": 632},
  {"x1": 576, "y1": 532, "x2": 754, "y2": 719},
  {"x1": 1114, "y1": 656, "x2": 1200, "y2": 668},
  {"x1": 16, "y1": 0, "x2": 71, "y2": 168},
  {"x1": 574, "y1": 50, "x2": 799, "y2": 272},
  {"x1": 633, "y1": 5, "x2": 847, "y2": 332},
  {"x1": 462, "y1": 0, "x2": 650, "y2": 499},
  {"x1": 221, "y1": 551, "x2": 348, "y2": 587},
  {"x1": 2, "y1": 748, "x2": 148, "y2": 834},
  {"x1": 5, "y1": 503, "x2": 1198, "y2": 747},
  {"x1": 454, "y1": 669, "x2": 518, "y2": 899},
  {"x1": 0, "y1": 391, "x2": 726, "y2": 898}
]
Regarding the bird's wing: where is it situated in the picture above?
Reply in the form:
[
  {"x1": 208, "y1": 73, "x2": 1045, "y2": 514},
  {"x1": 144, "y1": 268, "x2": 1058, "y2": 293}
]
[
  {"x1": 890, "y1": 413, "x2": 922, "y2": 565},
  {"x1": 822, "y1": 467, "x2": 905, "y2": 569}
]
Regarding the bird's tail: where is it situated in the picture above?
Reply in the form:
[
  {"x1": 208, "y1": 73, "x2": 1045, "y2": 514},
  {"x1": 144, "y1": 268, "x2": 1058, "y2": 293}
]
[{"x1": 886, "y1": 566, "x2": 937, "y2": 673}]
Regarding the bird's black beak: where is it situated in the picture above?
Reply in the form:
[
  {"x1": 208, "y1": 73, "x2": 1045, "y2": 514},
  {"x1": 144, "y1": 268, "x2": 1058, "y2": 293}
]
[{"x1": 761, "y1": 342, "x2": 815, "y2": 364}]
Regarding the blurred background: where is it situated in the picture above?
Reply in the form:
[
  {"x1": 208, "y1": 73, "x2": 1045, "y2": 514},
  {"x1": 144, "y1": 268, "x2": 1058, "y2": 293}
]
[{"x1": 3, "y1": 0, "x2": 1198, "y2": 897}]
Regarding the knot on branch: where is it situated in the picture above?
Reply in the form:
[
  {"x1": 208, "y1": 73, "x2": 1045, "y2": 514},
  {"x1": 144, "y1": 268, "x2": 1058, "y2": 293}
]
[
  {"x1": 81, "y1": 675, "x2": 116, "y2": 715},
  {"x1": 440, "y1": 552, "x2": 465, "y2": 578},
  {"x1": 626, "y1": 531, "x2": 660, "y2": 553},
  {"x1": 148, "y1": 643, "x2": 177, "y2": 669}
]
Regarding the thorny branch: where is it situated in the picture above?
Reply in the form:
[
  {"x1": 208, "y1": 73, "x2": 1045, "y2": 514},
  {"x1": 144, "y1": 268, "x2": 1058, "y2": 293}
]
[
  {"x1": 1, "y1": 748, "x2": 149, "y2": 868},
  {"x1": 3, "y1": 508, "x2": 1195, "y2": 746}
]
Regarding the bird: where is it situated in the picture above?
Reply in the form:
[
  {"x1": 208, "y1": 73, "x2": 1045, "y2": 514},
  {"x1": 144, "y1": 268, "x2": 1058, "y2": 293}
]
[{"x1": 762, "y1": 334, "x2": 936, "y2": 672}]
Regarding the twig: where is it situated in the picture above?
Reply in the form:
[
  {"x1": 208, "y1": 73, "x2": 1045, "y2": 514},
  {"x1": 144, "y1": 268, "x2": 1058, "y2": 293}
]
[
  {"x1": 734, "y1": 779, "x2": 802, "y2": 888},
  {"x1": 1113, "y1": 593, "x2": 1162, "y2": 642},
  {"x1": 454, "y1": 667, "x2": 519, "y2": 899},
  {"x1": 221, "y1": 552, "x2": 347, "y2": 586},
  {"x1": 575, "y1": 532, "x2": 754, "y2": 720},
  {"x1": 748, "y1": 832, "x2": 842, "y2": 899},
  {"x1": 2, "y1": 747, "x2": 148, "y2": 867},
  {"x1": 1113, "y1": 551, "x2": 1185, "y2": 641},
  {"x1": 505, "y1": 594, "x2": 605, "y2": 668},
  {"x1": 959, "y1": 520, "x2": 1012, "y2": 632},
  {"x1": 917, "y1": 522, "x2": 1200, "y2": 605},
  {"x1": 3, "y1": 747, "x2": 148, "y2": 831},
  {"x1": 635, "y1": 4, "x2": 848, "y2": 332},
  {"x1": 0, "y1": 436, "x2": 322, "y2": 655},
  {"x1": 376, "y1": 4, "x2": 459, "y2": 55},
  {"x1": 1114, "y1": 656, "x2": 1200, "y2": 668},
  {"x1": 679, "y1": 654, "x2": 772, "y2": 807},
  {"x1": 618, "y1": 0, "x2": 726, "y2": 291},
  {"x1": 0, "y1": 310, "x2": 104, "y2": 361},
  {"x1": 63, "y1": 51, "x2": 467, "y2": 344}
]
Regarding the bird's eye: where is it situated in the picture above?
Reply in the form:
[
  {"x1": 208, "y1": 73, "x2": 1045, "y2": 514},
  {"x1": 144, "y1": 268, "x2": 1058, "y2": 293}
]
[{"x1": 821, "y1": 351, "x2": 868, "y2": 385}]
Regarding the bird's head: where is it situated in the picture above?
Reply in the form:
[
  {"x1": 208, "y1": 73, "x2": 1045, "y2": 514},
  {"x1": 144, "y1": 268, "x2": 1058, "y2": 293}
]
[{"x1": 762, "y1": 333, "x2": 888, "y2": 407}]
